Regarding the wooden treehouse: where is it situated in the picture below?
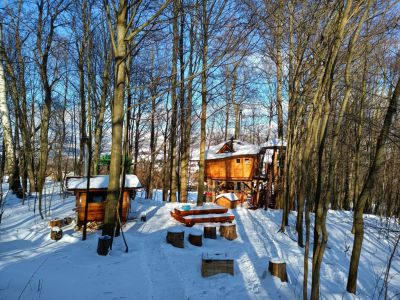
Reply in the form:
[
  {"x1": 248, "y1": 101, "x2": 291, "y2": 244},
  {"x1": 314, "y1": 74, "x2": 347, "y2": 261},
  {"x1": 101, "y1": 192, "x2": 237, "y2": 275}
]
[
  {"x1": 202, "y1": 138, "x2": 286, "y2": 209},
  {"x1": 66, "y1": 175, "x2": 142, "y2": 226}
]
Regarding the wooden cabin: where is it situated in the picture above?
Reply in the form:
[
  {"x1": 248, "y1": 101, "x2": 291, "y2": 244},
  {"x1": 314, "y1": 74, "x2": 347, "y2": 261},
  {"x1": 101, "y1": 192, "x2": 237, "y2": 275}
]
[
  {"x1": 215, "y1": 193, "x2": 240, "y2": 209},
  {"x1": 201, "y1": 139, "x2": 266, "y2": 205},
  {"x1": 66, "y1": 175, "x2": 142, "y2": 226},
  {"x1": 194, "y1": 138, "x2": 286, "y2": 209},
  {"x1": 205, "y1": 139, "x2": 262, "y2": 181}
]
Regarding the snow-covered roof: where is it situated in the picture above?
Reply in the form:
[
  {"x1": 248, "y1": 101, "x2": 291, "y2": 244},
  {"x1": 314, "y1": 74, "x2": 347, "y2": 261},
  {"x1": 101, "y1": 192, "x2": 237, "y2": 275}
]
[
  {"x1": 261, "y1": 138, "x2": 287, "y2": 148},
  {"x1": 67, "y1": 175, "x2": 141, "y2": 190},
  {"x1": 216, "y1": 193, "x2": 239, "y2": 201},
  {"x1": 192, "y1": 140, "x2": 260, "y2": 161}
]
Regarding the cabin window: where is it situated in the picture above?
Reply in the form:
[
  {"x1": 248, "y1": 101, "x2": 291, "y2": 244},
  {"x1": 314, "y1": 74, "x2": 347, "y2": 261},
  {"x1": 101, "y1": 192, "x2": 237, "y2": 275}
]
[
  {"x1": 87, "y1": 192, "x2": 107, "y2": 203},
  {"x1": 245, "y1": 158, "x2": 250, "y2": 164},
  {"x1": 236, "y1": 158, "x2": 241, "y2": 163}
]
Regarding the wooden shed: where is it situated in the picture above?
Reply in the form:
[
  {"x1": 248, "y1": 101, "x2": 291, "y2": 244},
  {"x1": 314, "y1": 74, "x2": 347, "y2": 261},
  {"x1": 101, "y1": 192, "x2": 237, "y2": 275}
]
[
  {"x1": 215, "y1": 193, "x2": 240, "y2": 209},
  {"x1": 66, "y1": 175, "x2": 142, "y2": 226}
]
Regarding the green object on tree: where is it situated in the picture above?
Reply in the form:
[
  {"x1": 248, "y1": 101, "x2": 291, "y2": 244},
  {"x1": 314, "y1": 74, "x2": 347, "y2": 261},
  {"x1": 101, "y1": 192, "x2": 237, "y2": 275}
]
[
  {"x1": 98, "y1": 154, "x2": 111, "y2": 166},
  {"x1": 98, "y1": 154, "x2": 131, "y2": 167}
]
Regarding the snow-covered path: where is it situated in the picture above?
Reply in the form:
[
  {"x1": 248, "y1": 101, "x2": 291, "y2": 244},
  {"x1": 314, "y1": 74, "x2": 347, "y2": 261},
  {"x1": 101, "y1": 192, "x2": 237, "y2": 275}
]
[{"x1": 0, "y1": 188, "x2": 399, "y2": 299}]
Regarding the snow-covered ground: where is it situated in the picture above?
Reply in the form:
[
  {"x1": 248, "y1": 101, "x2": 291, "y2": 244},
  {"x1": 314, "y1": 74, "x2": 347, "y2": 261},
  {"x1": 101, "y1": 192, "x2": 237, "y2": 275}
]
[{"x1": 0, "y1": 184, "x2": 399, "y2": 300}]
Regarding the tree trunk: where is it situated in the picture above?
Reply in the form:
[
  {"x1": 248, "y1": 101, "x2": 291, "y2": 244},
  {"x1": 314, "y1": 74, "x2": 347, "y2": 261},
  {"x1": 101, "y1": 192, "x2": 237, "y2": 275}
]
[
  {"x1": 162, "y1": 99, "x2": 169, "y2": 202},
  {"x1": 224, "y1": 66, "x2": 230, "y2": 140},
  {"x1": 303, "y1": 197, "x2": 310, "y2": 300},
  {"x1": 102, "y1": 0, "x2": 127, "y2": 237},
  {"x1": 0, "y1": 43, "x2": 17, "y2": 193},
  {"x1": 146, "y1": 51, "x2": 157, "y2": 200},
  {"x1": 169, "y1": 0, "x2": 179, "y2": 202},
  {"x1": 1, "y1": 13, "x2": 32, "y2": 193},
  {"x1": 326, "y1": 0, "x2": 371, "y2": 211},
  {"x1": 347, "y1": 74, "x2": 400, "y2": 294},
  {"x1": 178, "y1": 1, "x2": 188, "y2": 203},
  {"x1": 231, "y1": 64, "x2": 240, "y2": 140},
  {"x1": 275, "y1": 8, "x2": 283, "y2": 140},
  {"x1": 0, "y1": 25, "x2": 19, "y2": 194},
  {"x1": 92, "y1": 53, "x2": 111, "y2": 175},
  {"x1": 36, "y1": 0, "x2": 66, "y2": 219},
  {"x1": 196, "y1": 0, "x2": 208, "y2": 206},
  {"x1": 77, "y1": 44, "x2": 86, "y2": 176}
]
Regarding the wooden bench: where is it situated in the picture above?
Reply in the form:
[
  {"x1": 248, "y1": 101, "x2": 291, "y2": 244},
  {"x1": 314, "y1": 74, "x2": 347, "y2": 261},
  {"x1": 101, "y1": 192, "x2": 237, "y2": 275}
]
[
  {"x1": 170, "y1": 211, "x2": 235, "y2": 226},
  {"x1": 173, "y1": 204, "x2": 228, "y2": 216}
]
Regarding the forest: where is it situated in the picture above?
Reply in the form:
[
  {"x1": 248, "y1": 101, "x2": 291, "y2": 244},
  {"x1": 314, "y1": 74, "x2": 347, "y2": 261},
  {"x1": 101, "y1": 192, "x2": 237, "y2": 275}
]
[{"x1": 0, "y1": 0, "x2": 399, "y2": 299}]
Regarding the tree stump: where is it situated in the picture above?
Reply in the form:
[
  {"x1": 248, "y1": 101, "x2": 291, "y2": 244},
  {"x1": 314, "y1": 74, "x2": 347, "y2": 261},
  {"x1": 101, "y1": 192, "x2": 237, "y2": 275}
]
[
  {"x1": 49, "y1": 218, "x2": 63, "y2": 228},
  {"x1": 220, "y1": 224, "x2": 237, "y2": 240},
  {"x1": 166, "y1": 230, "x2": 184, "y2": 248},
  {"x1": 189, "y1": 233, "x2": 202, "y2": 247},
  {"x1": 63, "y1": 217, "x2": 73, "y2": 225},
  {"x1": 140, "y1": 214, "x2": 147, "y2": 222},
  {"x1": 50, "y1": 227, "x2": 63, "y2": 241},
  {"x1": 97, "y1": 235, "x2": 111, "y2": 256},
  {"x1": 204, "y1": 226, "x2": 217, "y2": 239},
  {"x1": 268, "y1": 259, "x2": 287, "y2": 282}
]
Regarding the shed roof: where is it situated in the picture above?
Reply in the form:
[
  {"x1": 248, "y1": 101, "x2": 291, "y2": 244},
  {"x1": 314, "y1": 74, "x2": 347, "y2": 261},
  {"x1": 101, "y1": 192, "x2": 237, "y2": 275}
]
[
  {"x1": 260, "y1": 138, "x2": 287, "y2": 149},
  {"x1": 66, "y1": 175, "x2": 142, "y2": 190},
  {"x1": 192, "y1": 139, "x2": 260, "y2": 161},
  {"x1": 216, "y1": 193, "x2": 239, "y2": 201}
]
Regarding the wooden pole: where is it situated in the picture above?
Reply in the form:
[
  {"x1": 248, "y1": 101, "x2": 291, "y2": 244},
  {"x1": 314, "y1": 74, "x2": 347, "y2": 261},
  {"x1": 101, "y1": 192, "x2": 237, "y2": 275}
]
[{"x1": 82, "y1": 136, "x2": 91, "y2": 241}]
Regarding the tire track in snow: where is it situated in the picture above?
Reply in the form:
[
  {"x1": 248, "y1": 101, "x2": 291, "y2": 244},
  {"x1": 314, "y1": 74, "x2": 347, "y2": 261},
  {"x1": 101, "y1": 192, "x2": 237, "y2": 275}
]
[
  {"x1": 133, "y1": 207, "x2": 187, "y2": 299},
  {"x1": 234, "y1": 208, "x2": 277, "y2": 298},
  {"x1": 238, "y1": 208, "x2": 302, "y2": 298},
  {"x1": 239, "y1": 208, "x2": 281, "y2": 259}
]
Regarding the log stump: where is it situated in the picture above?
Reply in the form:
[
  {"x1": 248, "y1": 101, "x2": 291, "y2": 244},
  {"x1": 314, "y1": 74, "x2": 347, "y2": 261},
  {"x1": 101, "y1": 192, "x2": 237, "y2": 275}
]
[
  {"x1": 220, "y1": 224, "x2": 237, "y2": 240},
  {"x1": 63, "y1": 217, "x2": 73, "y2": 225},
  {"x1": 268, "y1": 259, "x2": 287, "y2": 282},
  {"x1": 166, "y1": 230, "x2": 184, "y2": 248},
  {"x1": 140, "y1": 214, "x2": 147, "y2": 222},
  {"x1": 97, "y1": 235, "x2": 111, "y2": 256},
  {"x1": 50, "y1": 227, "x2": 63, "y2": 241},
  {"x1": 188, "y1": 233, "x2": 202, "y2": 247},
  {"x1": 203, "y1": 226, "x2": 217, "y2": 239},
  {"x1": 201, "y1": 253, "x2": 234, "y2": 277},
  {"x1": 49, "y1": 218, "x2": 63, "y2": 228}
]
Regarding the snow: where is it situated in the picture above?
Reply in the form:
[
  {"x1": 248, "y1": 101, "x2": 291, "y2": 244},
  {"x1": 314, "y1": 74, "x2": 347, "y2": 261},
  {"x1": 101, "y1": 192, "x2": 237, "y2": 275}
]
[
  {"x1": 261, "y1": 138, "x2": 287, "y2": 148},
  {"x1": 51, "y1": 226, "x2": 61, "y2": 232},
  {"x1": 182, "y1": 213, "x2": 234, "y2": 220},
  {"x1": 203, "y1": 252, "x2": 233, "y2": 260},
  {"x1": 67, "y1": 174, "x2": 141, "y2": 190},
  {"x1": 1, "y1": 184, "x2": 400, "y2": 299},
  {"x1": 269, "y1": 258, "x2": 285, "y2": 264},
  {"x1": 192, "y1": 140, "x2": 261, "y2": 161},
  {"x1": 175, "y1": 203, "x2": 226, "y2": 212},
  {"x1": 216, "y1": 193, "x2": 239, "y2": 201}
]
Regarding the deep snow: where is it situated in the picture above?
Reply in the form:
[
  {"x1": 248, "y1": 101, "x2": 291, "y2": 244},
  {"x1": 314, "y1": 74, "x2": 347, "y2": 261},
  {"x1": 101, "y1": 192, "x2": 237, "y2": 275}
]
[{"x1": 0, "y1": 184, "x2": 399, "y2": 300}]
